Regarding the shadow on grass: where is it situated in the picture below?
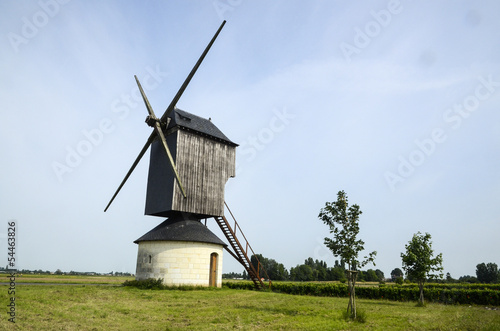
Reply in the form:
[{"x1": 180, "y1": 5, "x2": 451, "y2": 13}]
[
  {"x1": 341, "y1": 309, "x2": 367, "y2": 323},
  {"x1": 122, "y1": 278, "x2": 221, "y2": 291},
  {"x1": 235, "y1": 304, "x2": 301, "y2": 316},
  {"x1": 362, "y1": 300, "x2": 405, "y2": 307}
]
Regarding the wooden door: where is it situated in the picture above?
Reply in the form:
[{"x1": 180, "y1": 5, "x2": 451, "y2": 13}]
[{"x1": 209, "y1": 253, "x2": 217, "y2": 287}]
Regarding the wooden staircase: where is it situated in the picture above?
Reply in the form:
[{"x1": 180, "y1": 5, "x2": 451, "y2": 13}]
[{"x1": 214, "y1": 203, "x2": 271, "y2": 290}]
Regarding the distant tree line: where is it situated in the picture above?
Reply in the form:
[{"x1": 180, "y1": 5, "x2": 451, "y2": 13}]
[
  {"x1": 221, "y1": 271, "x2": 245, "y2": 279},
  {"x1": 223, "y1": 259, "x2": 500, "y2": 285},
  {"x1": 251, "y1": 254, "x2": 289, "y2": 280},
  {"x1": 390, "y1": 262, "x2": 499, "y2": 284},
  {"x1": 454, "y1": 263, "x2": 499, "y2": 284},
  {"x1": 0, "y1": 268, "x2": 53, "y2": 275},
  {"x1": 227, "y1": 256, "x2": 385, "y2": 283},
  {"x1": 0, "y1": 267, "x2": 133, "y2": 276}
]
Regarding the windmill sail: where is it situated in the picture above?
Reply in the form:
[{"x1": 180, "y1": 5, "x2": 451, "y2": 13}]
[{"x1": 104, "y1": 20, "x2": 226, "y2": 212}]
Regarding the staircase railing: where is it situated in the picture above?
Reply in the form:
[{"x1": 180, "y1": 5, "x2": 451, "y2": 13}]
[{"x1": 215, "y1": 202, "x2": 272, "y2": 289}]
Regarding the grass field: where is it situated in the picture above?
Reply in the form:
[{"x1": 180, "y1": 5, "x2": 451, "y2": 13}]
[{"x1": 1, "y1": 277, "x2": 499, "y2": 330}]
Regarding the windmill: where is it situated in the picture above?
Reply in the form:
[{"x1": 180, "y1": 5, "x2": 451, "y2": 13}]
[{"x1": 104, "y1": 21, "x2": 270, "y2": 289}]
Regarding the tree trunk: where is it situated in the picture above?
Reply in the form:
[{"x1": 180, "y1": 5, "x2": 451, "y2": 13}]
[
  {"x1": 346, "y1": 270, "x2": 357, "y2": 319},
  {"x1": 352, "y1": 272, "x2": 357, "y2": 318},
  {"x1": 418, "y1": 281, "x2": 424, "y2": 305},
  {"x1": 347, "y1": 271, "x2": 352, "y2": 313}
]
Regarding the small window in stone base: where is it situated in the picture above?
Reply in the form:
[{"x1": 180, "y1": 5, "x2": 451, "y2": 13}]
[{"x1": 148, "y1": 255, "x2": 152, "y2": 263}]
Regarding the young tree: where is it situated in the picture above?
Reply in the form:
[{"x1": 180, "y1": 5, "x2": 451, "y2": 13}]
[
  {"x1": 401, "y1": 232, "x2": 443, "y2": 305},
  {"x1": 319, "y1": 190, "x2": 376, "y2": 319}
]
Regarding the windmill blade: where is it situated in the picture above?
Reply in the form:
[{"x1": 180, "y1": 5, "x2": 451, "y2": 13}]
[
  {"x1": 159, "y1": 20, "x2": 226, "y2": 122},
  {"x1": 150, "y1": 122, "x2": 187, "y2": 198},
  {"x1": 104, "y1": 133, "x2": 156, "y2": 212},
  {"x1": 104, "y1": 20, "x2": 225, "y2": 212},
  {"x1": 134, "y1": 76, "x2": 187, "y2": 199}
]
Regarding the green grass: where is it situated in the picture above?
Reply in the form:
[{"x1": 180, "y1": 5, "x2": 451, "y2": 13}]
[{"x1": 0, "y1": 284, "x2": 498, "y2": 330}]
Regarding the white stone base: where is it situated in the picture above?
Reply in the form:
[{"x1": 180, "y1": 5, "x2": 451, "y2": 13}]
[{"x1": 135, "y1": 241, "x2": 223, "y2": 287}]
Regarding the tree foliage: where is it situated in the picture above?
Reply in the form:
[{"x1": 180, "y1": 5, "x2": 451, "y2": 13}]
[
  {"x1": 458, "y1": 275, "x2": 478, "y2": 283},
  {"x1": 476, "y1": 263, "x2": 499, "y2": 284},
  {"x1": 366, "y1": 269, "x2": 378, "y2": 282},
  {"x1": 391, "y1": 268, "x2": 404, "y2": 281},
  {"x1": 401, "y1": 232, "x2": 443, "y2": 305},
  {"x1": 289, "y1": 264, "x2": 313, "y2": 281},
  {"x1": 250, "y1": 254, "x2": 289, "y2": 281},
  {"x1": 375, "y1": 269, "x2": 385, "y2": 282},
  {"x1": 319, "y1": 191, "x2": 376, "y2": 272},
  {"x1": 289, "y1": 259, "x2": 346, "y2": 282},
  {"x1": 319, "y1": 190, "x2": 376, "y2": 319}
]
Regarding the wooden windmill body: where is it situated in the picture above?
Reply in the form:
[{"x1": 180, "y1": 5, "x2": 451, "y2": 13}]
[
  {"x1": 104, "y1": 21, "x2": 270, "y2": 289},
  {"x1": 145, "y1": 108, "x2": 237, "y2": 218}
]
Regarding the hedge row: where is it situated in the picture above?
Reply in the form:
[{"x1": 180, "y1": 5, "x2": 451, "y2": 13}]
[
  {"x1": 400, "y1": 283, "x2": 500, "y2": 291},
  {"x1": 357, "y1": 285, "x2": 500, "y2": 305},
  {"x1": 223, "y1": 281, "x2": 500, "y2": 306}
]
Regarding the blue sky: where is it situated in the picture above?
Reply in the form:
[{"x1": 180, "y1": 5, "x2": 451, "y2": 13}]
[{"x1": 1, "y1": 1, "x2": 499, "y2": 279}]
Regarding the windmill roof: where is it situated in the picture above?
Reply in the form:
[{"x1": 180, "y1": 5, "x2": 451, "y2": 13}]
[
  {"x1": 169, "y1": 108, "x2": 238, "y2": 147},
  {"x1": 134, "y1": 214, "x2": 227, "y2": 247}
]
